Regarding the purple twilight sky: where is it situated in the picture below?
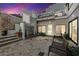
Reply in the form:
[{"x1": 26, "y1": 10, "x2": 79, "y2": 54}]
[{"x1": 0, "y1": 3, "x2": 54, "y2": 14}]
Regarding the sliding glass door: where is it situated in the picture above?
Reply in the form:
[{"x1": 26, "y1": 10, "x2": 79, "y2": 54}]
[{"x1": 69, "y1": 18, "x2": 77, "y2": 43}]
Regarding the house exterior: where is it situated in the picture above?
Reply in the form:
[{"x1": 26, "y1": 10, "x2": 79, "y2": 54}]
[
  {"x1": 65, "y1": 3, "x2": 79, "y2": 46},
  {"x1": 0, "y1": 3, "x2": 79, "y2": 46},
  {"x1": 36, "y1": 3, "x2": 67, "y2": 36},
  {"x1": 36, "y1": 3, "x2": 79, "y2": 46},
  {"x1": 37, "y1": 17, "x2": 67, "y2": 36}
]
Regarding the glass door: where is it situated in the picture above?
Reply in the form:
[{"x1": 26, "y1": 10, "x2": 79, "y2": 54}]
[{"x1": 69, "y1": 18, "x2": 77, "y2": 43}]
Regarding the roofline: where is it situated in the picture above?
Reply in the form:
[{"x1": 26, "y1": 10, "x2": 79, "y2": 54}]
[{"x1": 37, "y1": 16, "x2": 67, "y2": 21}]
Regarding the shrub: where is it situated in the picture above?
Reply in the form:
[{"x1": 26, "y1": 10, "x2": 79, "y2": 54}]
[
  {"x1": 38, "y1": 32, "x2": 46, "y2": 36},
  {"x1": 63, "y1": 32, "x2": 71, "y2": 40},
  {"x1": 71, "y1": 47, "x2": 79, "y2": 56}
]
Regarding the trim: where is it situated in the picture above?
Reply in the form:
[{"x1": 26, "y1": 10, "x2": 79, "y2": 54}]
[
  {"x1": 37, "y1": 19, "x2": 53, "y2": 23},
  {"x1": 68, "y1": 17, "x2": 78, "y2": 45},
  {"x1": 68, "y1": 3, "x2": 73, "y2": 11},
  {"x1": 37, "y1": 16, "x2": 67, "y2": 21},
  {"x1": 36, "y1": 21, "x2": 38, "y2": 33},
  {"x1": 67, "y1": 4, "x2": 79, "y2": 18},
  {"x1": 69, "y1": 3, "x2": 73, "y2": 10}
]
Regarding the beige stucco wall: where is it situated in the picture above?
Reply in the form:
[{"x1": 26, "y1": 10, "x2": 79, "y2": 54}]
[
  {"x1": 66, "y1": 4, "x2": 79, "y2": 46},
  {"x1": 37, "y1": 18, "x2": 67, "y2": 36},
  {"x1": 0, "y1": 13, "x2": 22, "y2": 36}
]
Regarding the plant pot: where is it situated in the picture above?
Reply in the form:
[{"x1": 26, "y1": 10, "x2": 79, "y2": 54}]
[{"x1": 16, "y1": 32, "x2": 22, "y2": 38}]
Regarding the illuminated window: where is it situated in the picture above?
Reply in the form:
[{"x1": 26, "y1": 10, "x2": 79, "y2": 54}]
[
  {"x1": 42, "y1": 26, "x2": 46, "y2": 33},
  {"x1": 56, "y1": 25, "x2": 65, "y2": 34},
  {"x1": 69, "y1": 18, "x2": 77, "y2": 43},
  {"x1": 38, "y1": 26, "x2": 42, "y2": 33},
  {"x1": 47, "y1": 24, "x2": 53, "y2": 35},
  {"x1": 38, "y1": 26, "x2": 46, "y2": 33}
]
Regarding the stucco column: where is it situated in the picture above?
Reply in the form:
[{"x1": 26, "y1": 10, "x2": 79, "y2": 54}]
[
  {"x1": 20, "y1": 23, "x2": 25, "y2": 40},
  {"x1": 77, "y1": 18, "x2": 79, "y2": 46}
]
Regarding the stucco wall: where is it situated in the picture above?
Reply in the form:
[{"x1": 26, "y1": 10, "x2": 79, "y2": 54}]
[
  {"x1": 67, "y1": 4, "x2": 79, "y2": 46},
  {"x1": 7, "y1": 24, "x2": 20, "y2": 35},
  {"x1": 30, "y1": 18, "x2": 37, "y2": 34},
  {"x1": 37, "y1": 18, "x2": 67, "y2": 36},
  {"x1": 23, "y1": 12, "x2": 37, "y2": 35},
  {"x1": 0, "y1": 23, "x2": 20, "y2": 36},
  {"x1": 23, "y1": 13, "x2": 30, "y2": 24}
]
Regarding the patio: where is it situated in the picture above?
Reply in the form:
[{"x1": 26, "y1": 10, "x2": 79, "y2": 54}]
[
  {"x1": 0, "y1": 36, "x2": 69, "y2": 56},
  {"x1": 0, "y1": 36, "x2": 53, "y2": 56}
]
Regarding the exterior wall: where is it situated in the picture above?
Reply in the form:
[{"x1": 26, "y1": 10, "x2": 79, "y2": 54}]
[
  {"x1": 7, "y1": 15, "x2": 22, "y2": 35},
  {"x1": 20, "y1": 22, "x2": 25, "y2": 39},
  {"x1": 22, "y1": 11, "x2": 37, "y2": 36},
  {"x1": 23, "y1": 13, "x2": 30, "y2": 24},
  {"x1": 1, "y1": 23, "x2": 21, "y2": 35},
  {"x1": 37, "y1": 18, "x2": 67, "y2": 36},
  {"x1": 66, "y1": 3, "x2": 79, "y2": 46},
  {"x1": 9, "y1": 15, "x2": 22, "y2": 23},
  {"x1": 30, "y1": 17, "x2": 37, "y2": 34},
  {"x1": 0, "y1": 13, "x2": 22, "y2": 36}
]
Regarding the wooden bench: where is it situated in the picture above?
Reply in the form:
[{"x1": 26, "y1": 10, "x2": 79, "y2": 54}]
[{"x1": 48, "y1": 36, "x2": 68, "y2": 56}]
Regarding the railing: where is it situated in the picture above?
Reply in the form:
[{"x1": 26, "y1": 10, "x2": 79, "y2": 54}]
[{"x1": 37, "y1": 10, "x2": 66, "y2": 19}]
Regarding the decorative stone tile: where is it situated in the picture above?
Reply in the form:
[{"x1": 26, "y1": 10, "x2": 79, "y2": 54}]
[{"x1": 0, "y1": 36, "x2": 57, "y2": 56}]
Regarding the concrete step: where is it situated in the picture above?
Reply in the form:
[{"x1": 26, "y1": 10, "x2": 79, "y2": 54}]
[
  {"x1": 0, "y1": 37, "x2": 17, "y2": 43},
  {"x1": 0, "y1": 39, "x2": 20, "y2": 47},
  {"x1": 0, "y1": 34, "x2": 16, "y2": 39},
  {"x1": 0, "y1": 34, "x2": 22, "y2": 47}
]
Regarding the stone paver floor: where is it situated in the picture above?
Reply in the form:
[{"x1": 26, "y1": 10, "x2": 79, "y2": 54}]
[{"x1": 0, "y1": 36, "x2": 58, "y2": 56}]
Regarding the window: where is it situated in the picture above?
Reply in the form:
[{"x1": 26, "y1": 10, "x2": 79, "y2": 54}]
[
  {"x1": 38, "y1": 26, "x2": 42, "y2": 33},
  {"x1": 69, "y1": 18, "x2": 77, "y2": 43},
  {"x1": 42, "y1": 26, "x2": 46, "y2": 33},
  {"x1": 47, "y1": 24, "x2": 53, "y2": 35},
  {"x1": 56, "y1": 25, "x2": 65, "y2": 34},
  {"x1": 38, "y1": 26, "x2": 46, "y2": 33}
]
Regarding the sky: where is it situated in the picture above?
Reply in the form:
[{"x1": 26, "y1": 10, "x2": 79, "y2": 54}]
[{"x1": 0, "y1": 3, "x2": 54, "y2": 14}]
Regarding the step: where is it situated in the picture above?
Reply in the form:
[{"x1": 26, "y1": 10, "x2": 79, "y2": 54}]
[
  {"x1": 0, "y1": 37, "x2": 17, "y2": 43},
  {"x1": 0, "y1": 35, "x2": 16, "y2": 39},
  {"x1": 0, "y1": 39, "x2": 20, "y2": 47}
]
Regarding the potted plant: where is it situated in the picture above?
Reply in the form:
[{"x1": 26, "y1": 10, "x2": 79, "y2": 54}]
[{"x1": 63, "y1": 32, "x2": 70, "y2": 40}]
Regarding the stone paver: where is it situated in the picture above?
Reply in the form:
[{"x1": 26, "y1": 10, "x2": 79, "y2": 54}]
[{"x1": 0, "y1": 36, "x2": 54, "y2": 56}]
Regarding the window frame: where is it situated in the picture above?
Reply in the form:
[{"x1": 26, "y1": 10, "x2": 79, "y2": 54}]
[
  {"x1": 68, "y1": 17, "x2": 78, "y2": 45},
  {"x1": 56, "y1": 24, "x2": 66, "y2": 34},
  {"x1": 38, "y1": 25, "x2": 46, "y2": 33}
]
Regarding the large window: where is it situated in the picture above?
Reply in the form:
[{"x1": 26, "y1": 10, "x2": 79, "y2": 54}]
[
  {"x1": 38, "y1": 26, "x2": 46, "y2": 33},
  {"x1": 42, "y1": 26, "x2": 46, "y2": 33},
  {"x1": 38, "y1": 26, "x2": 42, "y2": 33},
  {"x1": 69, "y1": 18, "x2": 77, "y2": 43},
  {"x1": 56, "y1": 25, "x2": 65, "y2": 34},
  {"x1": 47, "y1": 24, "x2": 53, "y2": 35}
]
